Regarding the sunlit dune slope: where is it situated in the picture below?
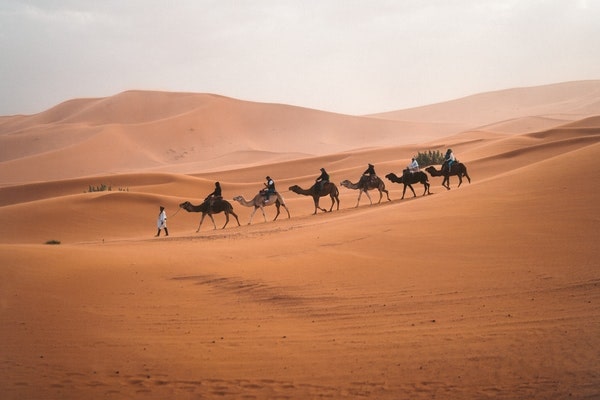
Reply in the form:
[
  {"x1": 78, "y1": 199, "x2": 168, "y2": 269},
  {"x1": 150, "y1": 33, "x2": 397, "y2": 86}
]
[
  {"x1": 370, "y1": 80, "x2": 600, "y2": 127},
  {"x1": 4, "y1": 81, "x2": 598, "y2": 186}
]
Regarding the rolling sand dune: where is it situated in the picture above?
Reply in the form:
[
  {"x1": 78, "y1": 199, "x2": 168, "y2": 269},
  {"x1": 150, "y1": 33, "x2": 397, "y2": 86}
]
[
  {"x1": 370, "y1": 80, "x2": 600, "y2": 126},
  {"x1": 1, "y1": 81, "x2": 599, "y2": 399},
  {"x1": 1, "y1": 91, "x2": 465, "y2": 185}
]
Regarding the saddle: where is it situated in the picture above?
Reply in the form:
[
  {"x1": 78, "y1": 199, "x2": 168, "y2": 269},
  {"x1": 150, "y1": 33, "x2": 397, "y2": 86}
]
[
  {"x1": 442, "y1": 161, "x2": 458, "y2": 174},
  {"x1": 359, "y1": 174, "x2": 377, "y2": 187},
  {"x1": 260, "y1": 188, "x2": 276, "y2": 197}
]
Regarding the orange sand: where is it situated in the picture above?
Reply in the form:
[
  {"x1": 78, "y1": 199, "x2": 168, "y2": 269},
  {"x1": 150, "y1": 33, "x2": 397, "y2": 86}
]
[{"x1": 1, "y1": 81, "x2": 599, "y2": 399}]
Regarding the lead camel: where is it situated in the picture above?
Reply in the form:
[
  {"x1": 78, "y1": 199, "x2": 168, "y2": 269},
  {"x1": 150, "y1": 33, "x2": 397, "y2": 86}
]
[{"x1": 179, "y1": 200, "x2": 241, "y2": 232}]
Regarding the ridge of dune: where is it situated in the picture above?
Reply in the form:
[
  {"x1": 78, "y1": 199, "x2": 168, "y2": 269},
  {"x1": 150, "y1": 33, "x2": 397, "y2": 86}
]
[
  {"x1": 2, "y1": 81, "x2": 599, "y2": 186},
  {"x1": 0, "y1": 94, "x2": 456, "y2": 185},
  {"x1": 369, "y1": 80, "x2": 600, "y2": 127}
]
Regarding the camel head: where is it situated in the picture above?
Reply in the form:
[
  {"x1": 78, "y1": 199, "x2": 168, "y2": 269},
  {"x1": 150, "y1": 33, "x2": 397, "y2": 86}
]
[
  {"x1": 424, "y1": 166, "x2": 438, "y2": 176},
  {"x1": 179, "y1": 201, "x2": 191, "y2": 210},
  {"x1": 288, "y1": 185, "x2": 300, "y2": 193},
  {"x1": 340, "y1": 180, "x2": 352, "y2": 188},
  {"x1": 385, "y1": 173, "x2": 398, "y2": 182}
]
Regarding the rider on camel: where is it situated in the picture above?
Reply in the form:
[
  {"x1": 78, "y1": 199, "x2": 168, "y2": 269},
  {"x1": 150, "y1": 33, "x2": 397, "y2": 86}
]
[
  {"x1": 443, "y1": 149, "x2": 456, "y2": 174},
  {"x1": 404, "y1": 157, "x2": 419, "y2": 178},
  {"x1": 205, "y1": 182, "x2": 222, "y2": 206},
  {"x1": 361, "y1": 163, "x2": 377, "y2": 186},
  {"x1": 263, "y1": 176, "x2": 276, "y2": 203},
  {"x1": 315, "y1": 168, "x2": 330, "y2": 193}
]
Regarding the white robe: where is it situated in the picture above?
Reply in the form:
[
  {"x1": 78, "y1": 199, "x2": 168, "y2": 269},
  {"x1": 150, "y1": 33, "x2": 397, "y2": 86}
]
[{"x1": 157, "y1": 210, "x2": 167, "y2": 229}]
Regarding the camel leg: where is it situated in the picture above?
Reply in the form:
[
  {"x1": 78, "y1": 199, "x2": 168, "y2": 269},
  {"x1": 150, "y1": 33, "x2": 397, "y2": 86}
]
[
  {"x1": 248, "y1": 207, "x2": 259, "y2": 225},
  {"x1": 377, "y1": 189, "x2": 383, "y2": 204},
  {"x1": 361, "y1": 190, "x2": 373, "y2": 206},
  {"x1": 442, "y1": 176, "x2": 450, "y2": 190},
  {"x1": 196, "y1": 214, "x2": 207, "y2": 232},
  {"x1": 328, "y1": 195, "x2": 335, "y2": 212},
  {"x1": 283, "y1": 205, "x2": 291, "y2": 218},
  {"x1": 408, "y1": 184, "x2": 416, "y2": 198},
  {"x1": 457, "y1": 175, "x2": 463, "y2": 188},
  {"x1": 231, "y1": 211, "x2": 241, "y2": 226},
  {"x1": 207, "y1": 214, "x2": 218, "y2": 230},
  {"x1": 382, "y1": 188, "x2": 391, "y2": 202},
  {"x1": 401, "y1": 184, "x2": 407, "y2": 200},
  {"x1": 221, "y1": 213, "x2": 229, "y2": 229},
  {"x1": 355, "y1": 191, "x2": 362, "y2": 207},
  {"x1": 403, "y1": 184, "x2": 416, "y2": 199},
  {"x1": 259, "y1": 206, "x2": 267, "y2": 222},
  {"x1": 422, "y1": 182, "x2": 430, "y2": 196},
  {"x1": 314, "y1": 197, "x2": 327, "y2": 213},
  {"x1": 334, "y1": 196, "x2": 340, "y2": 211},
  {"x1": 273, "y1": 204, "x2": 281, "y2": 221}
]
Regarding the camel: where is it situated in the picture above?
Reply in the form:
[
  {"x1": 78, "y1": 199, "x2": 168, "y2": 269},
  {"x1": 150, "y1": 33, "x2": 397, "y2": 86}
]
[
  {"x1": 232, "y1": 192, "x2": 291, "y2": 225},
  {"x1": 385, "y1": 171, "x2": 431, "y2": 199},
  {"x1": 179, "y1": 200, "x2": 240, "y2": 232},
  {"x1": 288, "y1": 182, "x2": 340, "y2": 214},
  {"x1": 340, "y1": 176, "x2": 391, "y2": 207},
  {"x1": 425, "y1": 163, "x2": 471, "y2": 190}
]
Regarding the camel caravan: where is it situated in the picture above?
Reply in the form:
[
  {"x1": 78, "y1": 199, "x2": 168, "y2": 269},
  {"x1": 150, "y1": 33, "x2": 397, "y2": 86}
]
[{"x1": 176, "y1": 150, "x2": 470, "y2": 232}]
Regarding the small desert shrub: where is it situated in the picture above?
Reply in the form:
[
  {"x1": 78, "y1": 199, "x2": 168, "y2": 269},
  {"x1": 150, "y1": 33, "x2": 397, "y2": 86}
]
[
  {"x1": 86, "y1": 184, "x2": 129, "y2": 193},
  {"x1": 88, "y1": 183, "x2": 111, "y2": 192},
  {"x1": 414, "y1": 150, "x2": 445, "y2": 166},
  {"x1": 45, "y1": 240, "x2": 61, "y2": 245}
]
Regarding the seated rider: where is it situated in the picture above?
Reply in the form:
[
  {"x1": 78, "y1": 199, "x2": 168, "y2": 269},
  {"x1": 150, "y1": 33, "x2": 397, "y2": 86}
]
[
  {"x1": 361, "y1": 163, "x2": 376, "y2": 186},
  {"x1": 443, "y1": 149, "x2": 456, "y2": 174},
  {"x1": 205, "y1": 181, "x2": 222, "y2": 206},
  {"x1": 315, "y1": 168, "x2": 330, "y2": 193},
  {"x1": 404, "y1": 157, "x2": 419, "y2": 178},
  {"x1": 262, "y1": 176, "x2": 276, "y2": 202},
  {"x1": 408, "y1": 157, "x2": 419, "y2": 173}
]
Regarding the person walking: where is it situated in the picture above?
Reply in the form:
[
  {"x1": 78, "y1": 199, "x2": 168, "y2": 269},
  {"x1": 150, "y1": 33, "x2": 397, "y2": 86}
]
[{"x1": 155, "y1": 206, "x2": 168, "y2": 237}]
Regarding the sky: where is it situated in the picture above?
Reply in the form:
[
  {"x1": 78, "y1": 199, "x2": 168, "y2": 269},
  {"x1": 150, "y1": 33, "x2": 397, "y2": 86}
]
[{"x1": 1, "y1": 0, "x2": 599, "y2": 116}]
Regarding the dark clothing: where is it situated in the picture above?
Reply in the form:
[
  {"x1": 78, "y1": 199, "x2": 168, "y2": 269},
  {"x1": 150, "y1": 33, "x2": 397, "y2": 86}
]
[
  {"x1": 265, "y1": 179, "x2": 275, "y2": 194},
  {"x1": 364, "y1": 165, "x2": 376, "y2": 176},
  {"x1": 205, "y1": 185, "x2": 222, "y2": 201},
  {"x1": 315, "y1": 170, "x2": 330, "y2": 193},
  {"x1": 263, "y1": 178, "x2": 276, "y2": 201},
  {"x1": 205, "y1": 184, "x2": 222, "y2": 207},
  {"x1": 443, "y1": 151, "x2": 456, "y2": 174},
  {"x1": 316, "y1": 170, "x2": 329, "y2": 184}
]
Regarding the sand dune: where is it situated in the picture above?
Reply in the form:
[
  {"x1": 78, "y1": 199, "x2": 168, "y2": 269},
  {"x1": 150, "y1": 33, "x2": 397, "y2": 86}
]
[
  {"x1": 370, "y1": 80, "x2": 600, "y2": 126},
  {"x1": 1, "y1": 81, "x2": 599, "y2": 399},
  {"x1": 1, "y1": 91, "x2": 467, "y2": 185}
]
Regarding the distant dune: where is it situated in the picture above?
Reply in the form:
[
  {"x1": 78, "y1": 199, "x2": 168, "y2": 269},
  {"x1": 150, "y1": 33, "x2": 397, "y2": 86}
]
[
  {"x1": 1, "y1": 81, "x2": 599, "y2": 400},
  {"x1": 369, "y1": 80, "x2": 600, "y2": 125}
]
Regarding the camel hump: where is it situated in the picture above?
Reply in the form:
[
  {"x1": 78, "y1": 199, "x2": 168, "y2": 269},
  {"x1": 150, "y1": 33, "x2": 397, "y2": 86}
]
[{"x1": 359, "y1": 174, "x2": 377, "y2": 187}]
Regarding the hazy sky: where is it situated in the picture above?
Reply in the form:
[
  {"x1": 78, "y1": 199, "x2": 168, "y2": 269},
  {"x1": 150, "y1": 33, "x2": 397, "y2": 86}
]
[{"x1": 1, "y1": 0, "x2": 599, "y2": 116}]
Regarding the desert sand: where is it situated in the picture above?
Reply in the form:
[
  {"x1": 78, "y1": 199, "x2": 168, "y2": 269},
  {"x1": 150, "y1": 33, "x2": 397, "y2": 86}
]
[{"x1": 1, "y1": 81, "x2": 599, "y2": 399}]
